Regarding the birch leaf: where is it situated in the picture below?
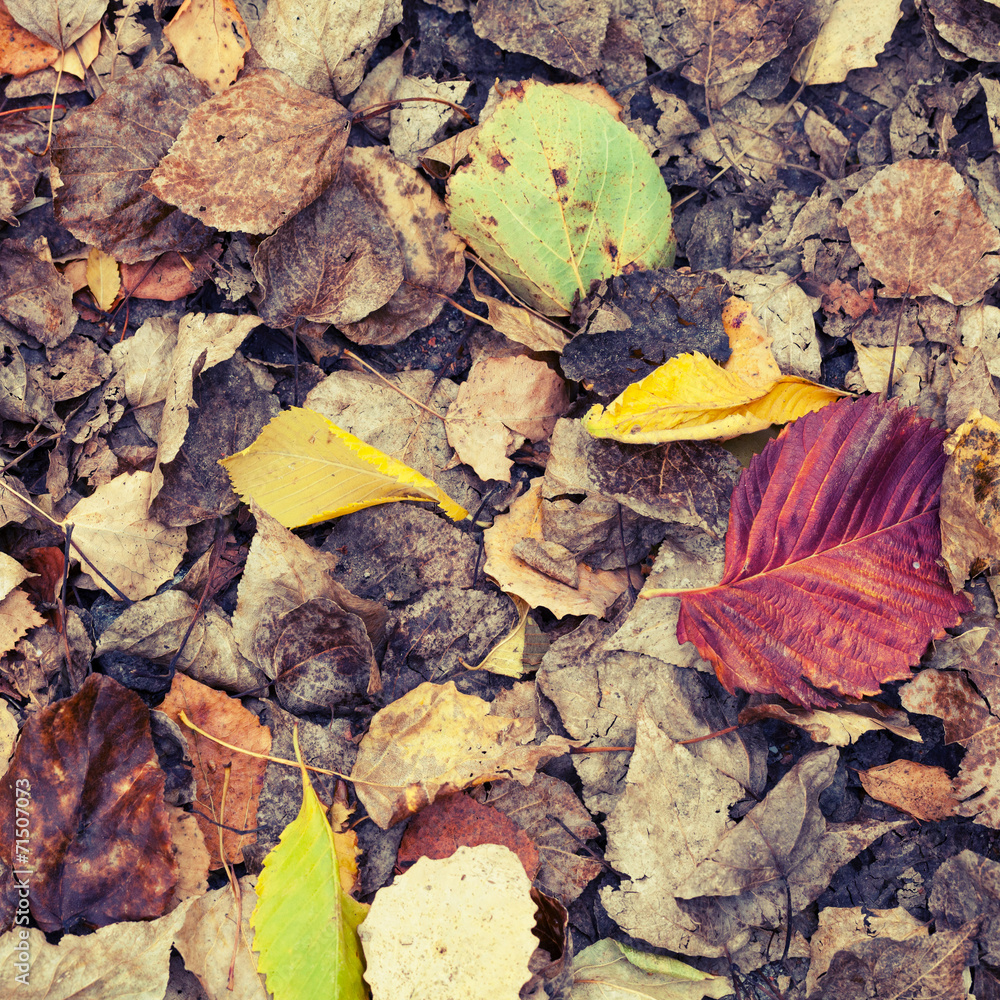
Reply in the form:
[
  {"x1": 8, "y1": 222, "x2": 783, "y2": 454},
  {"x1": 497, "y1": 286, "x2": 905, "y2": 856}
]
[{"x1": 219, "y1": 407, "x2": 468, "y2": 527}]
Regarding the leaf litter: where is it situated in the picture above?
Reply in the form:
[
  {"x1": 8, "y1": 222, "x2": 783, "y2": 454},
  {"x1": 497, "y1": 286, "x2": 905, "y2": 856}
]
[{"x1": 4, "y1": 3, "x2": 1000, "y2": 1000}]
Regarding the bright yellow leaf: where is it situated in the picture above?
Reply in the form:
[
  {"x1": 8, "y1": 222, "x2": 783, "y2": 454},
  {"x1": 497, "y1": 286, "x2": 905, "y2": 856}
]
[
  {"x1": 583, "y1": 296, "x2": 848, "y2": 444},
  {"x1": 219, "y1": 407, "x2": 468, "y2": 527},
  {"x1": 86, "y1": 247, "x2": 121, "y2": 311}
]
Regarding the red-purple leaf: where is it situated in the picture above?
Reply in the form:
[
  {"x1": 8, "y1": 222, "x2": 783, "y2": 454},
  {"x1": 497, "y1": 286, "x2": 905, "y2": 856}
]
[{"x1": 659, "y1": 395, "x2": 970, "y2": 707}]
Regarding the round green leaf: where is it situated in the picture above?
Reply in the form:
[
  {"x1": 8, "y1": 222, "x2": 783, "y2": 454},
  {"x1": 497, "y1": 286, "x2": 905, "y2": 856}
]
[{"x1": 446, "y1": 81, "x2": 675, "y2": 316}]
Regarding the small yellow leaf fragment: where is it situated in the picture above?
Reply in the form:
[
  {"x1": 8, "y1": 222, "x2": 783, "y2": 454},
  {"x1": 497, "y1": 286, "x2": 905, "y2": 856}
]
[
  {"x1": 722, "y1": 295, "x2": 781, "y2": 383},
  {"x1": 86, "y1": 247, "x2": 121, "y2": 311},
  {"x1": 219, "y1": 407, "x2": 468, "y2": 527},
  {"x1": 164, "y1": 0, "x2": 250, "y2": 94}
]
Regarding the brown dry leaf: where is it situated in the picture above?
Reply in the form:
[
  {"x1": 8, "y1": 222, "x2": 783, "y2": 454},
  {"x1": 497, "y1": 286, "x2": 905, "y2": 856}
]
[
  {"x1": 0, "y1": 901, "x2": 194, "y2": 999},
  {"x1": 4, "y1": 0, "x2": 104, "y2": 48},
  {"x1": 468, "y1": 270, "x2": 571, "y2": 353},
  {"x1": 164, "y1": 0, "x2": 250, "y2": 93},
  {"x1": 397, "y1": 792, "x2": 541, "y2": 879},
  {"x1": 252, "y1": 179, "x2": 404, "y2": 328},
  {"x1": 806, "y1": 906, "x2": 928, "y2": 995},
  {"x1": 0, "y1": 674, "x2": 177, "y2": 932},
  {"x1": 483, "y1": 479, "x2": 638, "y2": 619},
  {"x1": 253, "y1": 0, "x2": 402, "y2": 98},
  {"x1": 857, "y1": 760, "x2": 960, "y2": 821},
  {"x1": 62, "y1": 472, "x2": 187, "y2": 601},
  {"x1": 809, "y1": 921, "x2": 977, "y2": 1000},
  {"x1": 338, "y1": 145, "x2": 466, "y2": 346},
  {"x1": 472, "y1": 0, "x2": 611, "y2": 75},
  {"x1": 348, "y1": 41, "x2": 408, "y2": 139},
  {"x1": 0, "y1": 1, "x2": 58, "y2": 76},
  {"x1": 108, "y1": 316, "x2": 178, "y2": 440},
  {"x1": 231, "y1": 504, "x2": 387, "y2": 675},
  {"x1": 120, "y1": 245, "x2": 223, "y2": 302},
  {"x1": 445, "y1": 355, "x2": 569, "y2": 482},
  {"x1": 474, "y1": 773, "x2": 603, "y2": 904},
  {"x1": 52, "y1": 62, "x2": 215, "y2": 264},
  {"x1": 0, "y1": 118, "x2": 47, "y2": 222},
  {"x1": 839, "y1": 159, "x2": 1000, "y2": 305},
  {"x1": 930, "y1": 850, "x2": 1000, "y2": 965},
  {"x1": 159, "y1": 671, "x2": 271, "y2": 867},
  {"x1": 145, "y1": 69, "x2": 351, "y2": 235},
  {"x1": 350, "y1": 680, "x2": 576, "y2": 829},
  {"x1": 150, "y1": 312, "x2": 262, "y2": 502},
  {"x1": 941, "y1": 409, "x2": 1000, "y2": 589},
  {"x1": 739, "y1": 701, "x2": 922, "y2": 747},
  {"x1": 0, "y1": 237, "x2": 76, "y2": 347},
  {"x1": 0, "y1": 589, "x2": 44, "y2": 658},
  {"x1": 93, "y1": 590, "x2": 263, "y2": 694}
]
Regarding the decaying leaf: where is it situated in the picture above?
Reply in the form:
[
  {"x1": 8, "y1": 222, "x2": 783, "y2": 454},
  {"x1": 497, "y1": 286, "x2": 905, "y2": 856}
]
[
  {"x1": 738, "y1": 700, "x2": 922, "y2": 747},
  {"x1": 350, "y1": 680, "x2": 575, "y2": 828},
  {"x1": 447, "y1": 80, "x2": 675, "y2": 316},
  {"x1": 941, "y1": 409, "x2": 1000, "y2": 589},
  {"x1": 839, "y1": 159, "x2": 1000, "y2": 305},
  {"x1": 647, "y1": 395, "x2": 970, "y2": 707},
  {"x1": 145, "y1": 69, "x2": 351, "y2": 235},
  {"x1": 4, "y1": 0, "x2": 105, "y2": 48},
  {"x1": 857, "y1": 760, "x2": 959, "y2": 821},
  {"x1": 219, "y1": 406, "x2": 468, "y2": 527},
  {"x1": 0, "y1": 674, "x2": 177, "y2": 932},
  {"x1": 583, "y1": 297, "x2": 845, "y2": 443}
]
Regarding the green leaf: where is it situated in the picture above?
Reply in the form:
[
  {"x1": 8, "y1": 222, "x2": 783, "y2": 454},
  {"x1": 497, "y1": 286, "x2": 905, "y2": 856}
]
[
  {"x1": 218, "y1": 406, "x2": 468, "y2": 527},
  {"x1": 251, "y1": 752, "x2": 369, "y2": 1000},
  {"x1": 570, "y1": 939, "x2": 731, "y2": 1000},
  {"x1": 447, "y1": 81, "x2": 675, "y2": 316}
]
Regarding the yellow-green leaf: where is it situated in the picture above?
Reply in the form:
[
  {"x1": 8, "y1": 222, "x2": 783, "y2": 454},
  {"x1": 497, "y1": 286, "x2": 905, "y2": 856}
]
[
  {"x1": 86, "y1": 246, "x2": 120, "y2": 311},
  {"x1": 251, "y1": 748, "x2": 369, "y2": 1000},
  {"x1": 446, "y1": 81, "x2": 675, "y2": 317},
  {"x1": 219, "y1": 407, "x2": 468, "y2": 527},
  {"x1": 582, "y1": 352, "x2": 845, "y2": 444}
]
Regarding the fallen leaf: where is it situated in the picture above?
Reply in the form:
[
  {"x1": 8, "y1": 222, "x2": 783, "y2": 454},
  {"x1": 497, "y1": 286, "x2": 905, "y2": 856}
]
[
  {"x1": 252, "y1": 0, "x2": 401, "y2": 98},
  {"x1": 466, "y1": 593, "x2": 534, "y2": 677},
  {"x1": 159, "y1": 671, "x2": 271, "y2": 867},
  {"x1": 350, "y1": 680, "x2": 574, "y2": 828},
  {"x1": 0, "y1": 237, "x2": 76, "y2": 347},
  {"x1": 0, "y1": 1, "x2": 58, "y2": 76},
  {"x1": 220, "y1": 406, "x2": 468, "y2": 527},
  {"x1": 445, "y1": 355, "x2": 569, "y2": 481},
  {"x1": 839, "y1": 159, "x2": 1000, "y2": 305},
  {"x1": 52, "y1": 62, "x2": 215, "y2": 263},
  {"x1": 62, "y1": 471, "x2": 187, "y2": 601},
  {"x1": 252, "y1": 177, "x2": 405, "y2": 328},
  {"x1": 930, "y1": 850, "x2": 1000, "y2": 965},
  {"x1": 85, "y1": 246, "x2": 120, "y2": 311},
  {"x1": 857, "y1": 760, "x2": 960, "y2": 821},
  {"x1": 0, "y1": 674, "x2": 177, "y2": 932},
  {"x1": 397, "y1": 792, "x2": 541, "y2": 878},
  {"x1": 738, "y1": 700, "x2": 922, "y2": 747},
  {"x1": 447, "y1": 80, "x2": 675, "y2": 316},
  {"x1": 646, "y1": 395, "x2": 971, "y2": 707},
  {"x1": 483, "y1": 479, "x2": 638, "y2": 619},
  {"x1": 251, "y1": 750, "x2": 368, "y2": 1000},
  {"x1": 0, "y1": 117, "x2": 47, "y2": 222},
  {"x1": 0, "y1": 900, "x2": 193, "y2": 1000},
  {"x1": 4, "y1": 0, "x2": 104, "y2": 48},
  {"x1": 388, "y1": 76, "x2": 470, "y2": 167},
  {"x1": 0, "y1": 589, "x2": 45, "y2": 658},
  {"x1": 583, "y1": 297, "x2": 846, "y2": 443},
  {"x1": 571, "y1": 938, "x2": 732, "y2": 1000},
  {"x1": 164, "y1": 0, "x2": 250, "y2": 94},
  {"x1": 358, "y1": 845, "x2": 537, "y2": 1000},
  {"x1": 467, "y1": 269, "x2": 571, "y2": 352},
  {"x1": 337, "y1": 145, "x2": 466, "y2": 346},
  {"x1": 145, "y1": 68, "x2": 351, "y2": 235},
  {"x1": 941, "y1": 409, "x2": 1000, "y2": 589}
]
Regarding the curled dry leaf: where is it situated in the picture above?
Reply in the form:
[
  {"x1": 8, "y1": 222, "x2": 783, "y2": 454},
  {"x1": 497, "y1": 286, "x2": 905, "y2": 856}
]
[
  {"x1": 739, "y1": 700, "x2": 922, "y2": 747},
  {"x1": 839, "y1": 159, "x2": 1000, "y2": 305},
  {"x1": 145, "y1": 69, "x2": 352, "y2": 235},
  {"x1": 649, "y1": 396, "x2": 971, "y2": 707},
  {"x1": 53, "y1": 62, "x2": 215, "y2": 263}
]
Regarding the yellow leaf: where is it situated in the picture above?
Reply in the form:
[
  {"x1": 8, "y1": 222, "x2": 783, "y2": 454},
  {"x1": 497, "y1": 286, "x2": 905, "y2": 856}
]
[
  {"x1": 86, "y1": 247, "x2": 121, "y2": 311},
  {"x1": 219, "y1": 407, "x2": 468, "y2": 527},
  {"x1": 464, "y1": 594, "x2": 532, "y2": 677},
  {"x1": 583, "y1": 297, "x2": 848, "y2": 444}
]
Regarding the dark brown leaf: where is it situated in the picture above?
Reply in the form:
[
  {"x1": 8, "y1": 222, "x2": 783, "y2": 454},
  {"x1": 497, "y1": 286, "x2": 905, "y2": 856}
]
[
  {"x1": 0, "y1": 118, "x2": 47, "y2": 223},
  {"x1": 52, "y1": 62, "x2": 214, "y2": 263},
  {"x1": 145, "y1": 69, "x2": 351, "y2": 235},
  {"x1": 0, "y1": 237, "x2": 76, "y2": 346},
  {"x1": 661, "y1": 395, "x2": 971, "y2": 707},
  {"x1": 0, "y1": 674, "x2": 177, "y2": 932}
]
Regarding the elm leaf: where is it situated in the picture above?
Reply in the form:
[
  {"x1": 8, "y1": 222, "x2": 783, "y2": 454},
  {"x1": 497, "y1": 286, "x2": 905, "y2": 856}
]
[{"x1": 446, "y1": 81, "x2": 675, "y2": 316}]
